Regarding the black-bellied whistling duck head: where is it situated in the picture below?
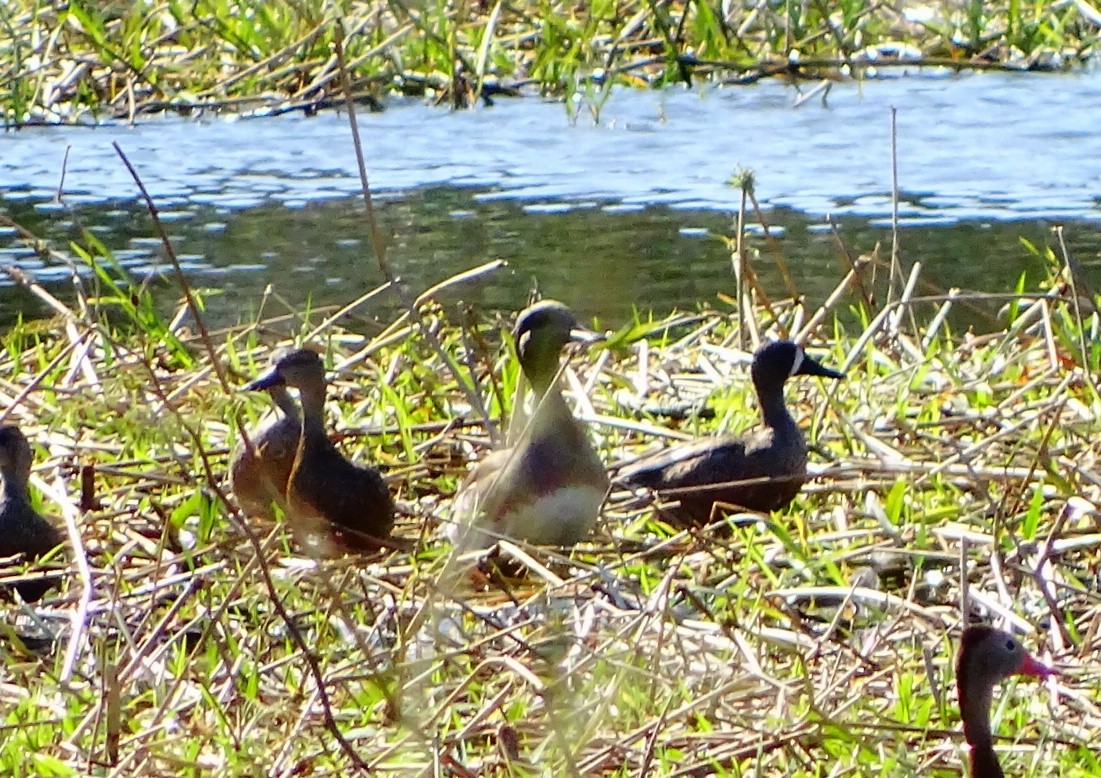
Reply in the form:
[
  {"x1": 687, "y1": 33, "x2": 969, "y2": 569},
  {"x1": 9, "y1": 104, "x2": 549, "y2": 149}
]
[{"x1": 956, "y1": 625, "x2": 1055, "y2": 777}]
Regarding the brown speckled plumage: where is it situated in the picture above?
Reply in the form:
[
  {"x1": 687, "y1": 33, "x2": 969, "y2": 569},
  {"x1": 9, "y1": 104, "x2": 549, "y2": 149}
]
[
  {"x1": 242, "y1": 349, "x2": 394, "y2": 555},
  {"x1": 452, "y1": 301, "x2": 609, "y2": 548},
  {"x1": 230, "y1": 364, "x2": 301, "y2": 521}
]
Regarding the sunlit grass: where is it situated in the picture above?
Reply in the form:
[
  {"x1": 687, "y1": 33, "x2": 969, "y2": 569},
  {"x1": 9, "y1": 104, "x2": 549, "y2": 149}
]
[{"x1": 0, "y1": 217, "x2": 1093, "y2": 774}]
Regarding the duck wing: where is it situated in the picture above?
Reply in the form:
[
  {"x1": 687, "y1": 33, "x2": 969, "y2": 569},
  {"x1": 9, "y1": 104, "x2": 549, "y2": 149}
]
[
  {"x1": 619, "y1": 436, "x2": 751, "y2": 491},
  {"x1": 289, "y1": 441, "x2": 395, "y2": 540},
  {"x1": 230, "y1": 414, "x2": 300, "y2": 520},
  {"x1": 0, "y1": 500, "x2": 63, "y2": 601}
]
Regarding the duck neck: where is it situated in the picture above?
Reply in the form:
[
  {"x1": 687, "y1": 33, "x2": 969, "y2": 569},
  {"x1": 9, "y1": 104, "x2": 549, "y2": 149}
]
[
  {"x1": 961, "y1": 681, "x2": 1001, "y2": 778},
  {"x1": 529, "y1": 369, "x2": 559, "y2": 400},
  {"x1": 756, "y1": 380, "x2": 797, "y2": 434},
  {"x1": 530, "y1": 349, "x2": 577, "y2": 404},
  {"x1": 967, "y1": 744, "x2": 1004, "y2": 778},
  {"x1": 296, "y1": 382, "x2": 329, "y2": 445},
  {"x1": 523, "y1": 371, "x2": 570, "y2": 435},
  {"x1": 0, "y1": 460, "x2": 30, "y2": 504},
  {"x1": 270, "y1": 385, "x2": 299, "y2": 420},
  {"x1": 522, "y1": 343, "x2": 562, "y2": 397}
]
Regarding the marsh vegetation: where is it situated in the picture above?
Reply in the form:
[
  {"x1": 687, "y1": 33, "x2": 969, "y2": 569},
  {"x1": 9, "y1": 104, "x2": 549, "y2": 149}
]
[
  {"x1": 2, "y1": 0, "x2": 1098, "y2": 124},
  {"x1": 1, "y1": 3, "x2": 1098, "y2": 774},
  {"x1": 1, "y1": 182, "x2": 1096, "y2": 774}
]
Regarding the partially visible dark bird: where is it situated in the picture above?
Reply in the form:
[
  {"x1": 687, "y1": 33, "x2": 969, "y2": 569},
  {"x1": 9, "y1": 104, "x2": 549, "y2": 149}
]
[
  {"x1": 618, "y1": 340, "x2": 842, "y2": 525},
  {"x1": 242, "y1": 349, "x2": 395, "y2": 556},
  {"x1": 0, "y1": 425, "x2": 63, "y2": 602},
  {"x1": 956, "y1": 625, "x2": 1056, "y2": 778}
]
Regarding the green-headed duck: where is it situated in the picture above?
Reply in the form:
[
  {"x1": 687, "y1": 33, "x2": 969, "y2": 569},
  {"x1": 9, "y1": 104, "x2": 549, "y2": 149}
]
[{"x1": 452, "y1": 300, "x2": 609, "y2": 548}]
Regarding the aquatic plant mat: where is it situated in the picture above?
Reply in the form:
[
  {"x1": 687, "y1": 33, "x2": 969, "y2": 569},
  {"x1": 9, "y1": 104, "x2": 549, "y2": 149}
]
[
  {"x1": 0, "y1": 228, "x2": 1098, "y2": 775},
  {"x1": 2, "y1": 0, "x2": 1099, "y2": 123}
]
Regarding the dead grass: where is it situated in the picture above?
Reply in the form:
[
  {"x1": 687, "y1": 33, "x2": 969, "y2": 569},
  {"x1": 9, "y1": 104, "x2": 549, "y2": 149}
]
[{"x1": 0, "y1": 233, "x2": 1098, "y2": 775}]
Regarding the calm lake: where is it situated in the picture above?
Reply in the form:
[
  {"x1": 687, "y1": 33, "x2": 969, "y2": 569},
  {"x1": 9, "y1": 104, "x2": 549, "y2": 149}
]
[{"x1": 2, "y1": 72, "x2": 1100, "y2": 329}]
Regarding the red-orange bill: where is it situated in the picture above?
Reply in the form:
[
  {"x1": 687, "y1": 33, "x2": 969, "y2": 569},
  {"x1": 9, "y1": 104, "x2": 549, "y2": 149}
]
[{"x1": 1020, "y1": 652, "x2": 1057, "y2": 679}]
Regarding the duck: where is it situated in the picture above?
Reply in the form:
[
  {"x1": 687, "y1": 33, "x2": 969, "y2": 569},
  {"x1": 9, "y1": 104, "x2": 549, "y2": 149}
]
[
  {"x1": 956, "y1": 625, "x2": 1055, "y2": 778},
  {"x1": 451, "y1": 300, "x2": 610, "y2": 548},
  {"x1": 242, "y1": 348, "x2": 395, "y2": 554},
  {"x1": 230, "y1": 351, "x2": 301, "y2": 521},
  {"x1": 617, "y1": 340, "x2": 842, "y2": 526},
  {"x1": 0, "y1": 425, "x2": 63, "y2": 602}
]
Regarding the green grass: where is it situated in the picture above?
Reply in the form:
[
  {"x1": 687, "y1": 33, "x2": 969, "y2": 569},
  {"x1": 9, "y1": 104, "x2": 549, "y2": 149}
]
[
  {"x1": 0, "y1": 0, "x2": 1097, "y2": 124},
  {"x1": 0, "y1": 216, "x2": 1093, "y2": 775}
]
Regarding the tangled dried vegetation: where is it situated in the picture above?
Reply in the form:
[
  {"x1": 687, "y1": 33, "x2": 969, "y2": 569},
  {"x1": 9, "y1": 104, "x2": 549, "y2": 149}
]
[{"x1": 0, "y1": 231, "x2": 1099, "y2": 775}]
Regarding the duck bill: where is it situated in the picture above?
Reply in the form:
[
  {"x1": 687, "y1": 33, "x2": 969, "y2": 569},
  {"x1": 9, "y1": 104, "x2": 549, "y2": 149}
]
[
  {"x1": 569, "y1": 326, "x2": 605, "y2": 346},
  {"x1": 1019, "y1": 653, "x2": 1057, "y2": 679},
  {"x1": 795, "y1": 354, "x2": 844, "y2": 380},
  {"x1": 242, "y1": 368, "x2": 285, "y2": 392}
]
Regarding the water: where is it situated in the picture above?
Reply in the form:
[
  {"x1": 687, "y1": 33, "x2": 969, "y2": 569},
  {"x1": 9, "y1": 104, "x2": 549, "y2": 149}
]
[{"x1": 1, "y1": 72, "x2": 1100, "y2": 328}]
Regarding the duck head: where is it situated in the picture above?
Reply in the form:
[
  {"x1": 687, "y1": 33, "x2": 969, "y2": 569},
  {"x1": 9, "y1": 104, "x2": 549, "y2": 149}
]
[
  {"x1": 513, "y1": 300, "x2": 603, "y2": 391},
  {"x1": 956, "y1": 625, "x2": 1055, "y2": 752},
  {"x1": 0, "y1": 425, "x2": 33, "y2": 484},
  {"x1": 751, "y1": 340, "x2": 843, "y2": 393},
  {"x1": 243, "y1": 348, "x2": 326, "y2": 393}
]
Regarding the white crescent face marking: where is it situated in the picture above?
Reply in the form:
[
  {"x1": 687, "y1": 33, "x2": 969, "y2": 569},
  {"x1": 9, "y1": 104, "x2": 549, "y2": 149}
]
[{"x1": 789, "y1": 347, "x2": 804, "y2": 377}]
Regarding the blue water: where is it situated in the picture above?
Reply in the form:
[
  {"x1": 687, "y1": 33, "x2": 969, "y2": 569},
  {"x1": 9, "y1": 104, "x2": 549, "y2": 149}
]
[{"x1": 1, "y1": 72, "x2": 1099, "y2": 325}]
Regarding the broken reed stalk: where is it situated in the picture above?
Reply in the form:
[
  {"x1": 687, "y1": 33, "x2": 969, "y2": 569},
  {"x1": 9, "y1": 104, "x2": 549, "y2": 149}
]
[
  {"x1": 889, "y1": 106, "x2": 902, "y2": 303},
  {"x1": 334, "y1": 24, "x2": 496, "y2": 445}
]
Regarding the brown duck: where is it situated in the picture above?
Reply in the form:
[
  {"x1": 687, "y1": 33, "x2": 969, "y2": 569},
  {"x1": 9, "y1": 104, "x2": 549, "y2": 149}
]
[
  {"x1": 618, "y1": 340, "x2": 842, "y2": 525},
  {"x1": 0, "y1": 425, "x2": 63, "y2": 601},
  {"x1": 242, "y1": 349, "x2": 395, "y2": 554},
  {"x1": 230, "y1": 352, "x2": 301, "y2": 521},
  {"x1": 451, "y1": 300, "x2": 609, "y2": 548},
  {"x1": 956, "y1": 625, "x2": 1055, "y2": 778}
]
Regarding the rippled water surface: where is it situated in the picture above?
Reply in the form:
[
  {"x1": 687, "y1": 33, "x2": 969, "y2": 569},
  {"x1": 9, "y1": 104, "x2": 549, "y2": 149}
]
[{"x1": 2, "y1": 72, "x2": 1100, "y2": 327}]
